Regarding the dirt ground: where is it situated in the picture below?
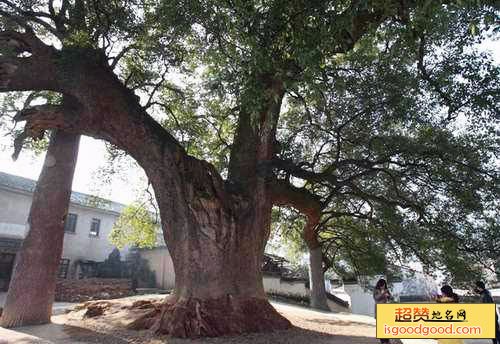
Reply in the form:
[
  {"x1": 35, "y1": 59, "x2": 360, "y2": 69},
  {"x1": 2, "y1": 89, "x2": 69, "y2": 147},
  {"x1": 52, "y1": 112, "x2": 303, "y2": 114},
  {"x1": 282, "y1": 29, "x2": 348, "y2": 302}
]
[{"x1": 12, "y1": 295, "x2": 402, "y2": 344}]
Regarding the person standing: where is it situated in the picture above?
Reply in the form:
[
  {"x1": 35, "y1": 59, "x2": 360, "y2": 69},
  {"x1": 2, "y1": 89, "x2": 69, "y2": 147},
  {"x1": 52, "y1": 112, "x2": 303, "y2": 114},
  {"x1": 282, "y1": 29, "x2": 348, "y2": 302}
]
[
  {"x1": 437, "y1": 285, "x2": 460, "y2": 303},
  {"x1": 436, "y1": 285, "x2": 463, "y2": 344},
  {"x1": 475, "y1": 281, "x2": 500, "y2": 344},
  {"x1": 374, "y1": 278, "x2": 391, "y2": 344}
]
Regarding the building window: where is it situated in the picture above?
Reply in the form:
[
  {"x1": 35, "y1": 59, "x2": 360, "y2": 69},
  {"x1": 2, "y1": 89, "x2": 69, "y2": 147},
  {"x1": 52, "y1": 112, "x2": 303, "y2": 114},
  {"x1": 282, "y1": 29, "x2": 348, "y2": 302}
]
[
  {"x1": 58, "y1": 259, "x2": 70, "y2": 279},
  {"x1": 89, "y1": 218, "x2": 101, "y2": 237},
  {"x1": 64, "y1": 213, "x2": 77, "y2": 233}
]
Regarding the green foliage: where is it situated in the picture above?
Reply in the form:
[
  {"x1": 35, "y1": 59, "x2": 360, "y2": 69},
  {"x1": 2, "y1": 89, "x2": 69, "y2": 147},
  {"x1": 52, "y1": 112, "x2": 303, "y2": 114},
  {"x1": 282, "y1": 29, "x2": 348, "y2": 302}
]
[
  {"x1": 110, "y1": 204, "x2": 158, "y2": 249},
  {"x1": 269, "y1": 2, "x2": 499, "y2": 281},
  {"x1": 269, "y1": 207, "x2": 309, "y2": 263},
  {"x1": 0, "y1": 91, "x2": 61, "y2": 156}
]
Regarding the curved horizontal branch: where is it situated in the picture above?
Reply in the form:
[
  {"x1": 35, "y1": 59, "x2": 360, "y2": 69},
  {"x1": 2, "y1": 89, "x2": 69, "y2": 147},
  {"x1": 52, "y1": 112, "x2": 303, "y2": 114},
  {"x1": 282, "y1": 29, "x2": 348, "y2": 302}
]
[
  {"x1": 271, "y1": 179, "x2": 323, "y2": 248},
  {"x1": 0, "y1": 30, "x2": 58, "y2": 92},
  {"x1": 11, "y1": 102, "x2": 78, "y2": 160}
]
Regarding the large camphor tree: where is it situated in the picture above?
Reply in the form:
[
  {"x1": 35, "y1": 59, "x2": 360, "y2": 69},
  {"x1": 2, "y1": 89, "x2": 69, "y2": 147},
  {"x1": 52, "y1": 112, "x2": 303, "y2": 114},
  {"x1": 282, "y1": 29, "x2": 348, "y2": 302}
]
[{"x1": 0, "y1": 0, "x2": 498, "y2": 338}]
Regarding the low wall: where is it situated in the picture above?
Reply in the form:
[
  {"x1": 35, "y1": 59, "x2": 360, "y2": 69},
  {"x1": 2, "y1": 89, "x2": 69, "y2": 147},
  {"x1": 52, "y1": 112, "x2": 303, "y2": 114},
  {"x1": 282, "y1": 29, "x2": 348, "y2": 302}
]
[
  {"x1": 263, "y1": 274, "x2": 309, "y2": 298},
  {"x1": 138, "y1": 247, "x2": 175, "y2": 290}
]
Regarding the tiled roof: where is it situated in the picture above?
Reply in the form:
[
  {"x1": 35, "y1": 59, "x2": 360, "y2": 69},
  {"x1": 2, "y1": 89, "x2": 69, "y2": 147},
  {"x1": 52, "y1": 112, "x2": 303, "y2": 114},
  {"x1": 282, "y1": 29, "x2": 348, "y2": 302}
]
[{"x1": 0, "y1": 171, "x2": 125, "y2": 214}]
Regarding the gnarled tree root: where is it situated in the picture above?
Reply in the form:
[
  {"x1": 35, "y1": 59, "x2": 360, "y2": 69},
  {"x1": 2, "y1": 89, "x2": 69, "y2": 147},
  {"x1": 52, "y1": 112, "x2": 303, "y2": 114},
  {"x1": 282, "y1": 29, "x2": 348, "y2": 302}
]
[{"x1": 127, "y1": 296, "x2": 291, "y2": 338}]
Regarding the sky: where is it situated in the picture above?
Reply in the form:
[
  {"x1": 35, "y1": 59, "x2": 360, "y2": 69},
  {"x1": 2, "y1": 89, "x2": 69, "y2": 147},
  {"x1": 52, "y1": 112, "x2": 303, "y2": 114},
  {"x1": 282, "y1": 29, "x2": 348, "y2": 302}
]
[{"x1": 0, "y1": 134, "x2": 146, "y2": 205}]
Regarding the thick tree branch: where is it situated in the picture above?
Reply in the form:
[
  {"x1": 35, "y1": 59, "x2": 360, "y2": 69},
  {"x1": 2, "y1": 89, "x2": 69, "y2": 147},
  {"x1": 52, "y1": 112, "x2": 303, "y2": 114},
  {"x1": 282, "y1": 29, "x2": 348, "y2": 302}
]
[
  {"x1": 0, "y1": 56, "x2": 58, "y2": 91},
  {"x1": 109, "y1": 44, "x2": 137, "y2": 70},
  {"x1": 11, "y1": 103, "x2": 77, "y2": 160},
  {"x1": 417, "y1": 33, "x2": 463, "y2": 121},
  {"x1": 332, "y1": 1, "x2": 390, "y2": 53},
  {"x1": 271, "y1": 179, "x2": 323, "y2": 247},
  {"x1": 0, "y1": 30, "x2": 58, "y2": 92},
  {"x1": 0, "y1": 29, "x2": 52, "y2": 55},
  {"x1": 0, "y1": 1, "x2": 62, "y2": 39}
]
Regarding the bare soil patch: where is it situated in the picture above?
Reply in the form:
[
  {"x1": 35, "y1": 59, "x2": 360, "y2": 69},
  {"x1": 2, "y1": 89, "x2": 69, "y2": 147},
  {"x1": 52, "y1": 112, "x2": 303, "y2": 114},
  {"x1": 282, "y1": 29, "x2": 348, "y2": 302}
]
[
  {"x1": 44, "y1": 295, "x2": 402, "y2": 344},
  {"x1": 55, "y1": 278, "x2": 132, "y2": 302}
]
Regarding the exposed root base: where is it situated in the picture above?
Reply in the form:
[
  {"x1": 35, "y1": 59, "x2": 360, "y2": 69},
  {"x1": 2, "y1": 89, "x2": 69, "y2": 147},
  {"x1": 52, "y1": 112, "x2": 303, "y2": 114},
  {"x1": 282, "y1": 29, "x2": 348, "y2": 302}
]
[
  {"x1": 127, "y1": 296, "x2": 291, "y2": 338},
  {"x1": 0, "y1": 314, "x2": 51, "y2": 328}
]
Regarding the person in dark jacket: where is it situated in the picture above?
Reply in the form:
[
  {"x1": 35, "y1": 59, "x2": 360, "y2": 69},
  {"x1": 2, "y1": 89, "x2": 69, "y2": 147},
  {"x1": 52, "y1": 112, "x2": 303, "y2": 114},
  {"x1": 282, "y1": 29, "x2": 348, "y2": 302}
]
[
  {"x1": 475, "y1": 281, "x2": 499, "y2": 344},
  {"x1": 373, "y1": 279, "x2": 391, "y2": 344},
  {"x1": 437, "y1": 285, "x2": 460, "y2": 303},
  {"x1": 436, "y1": 285, "x2": 464, "y2": 344}
]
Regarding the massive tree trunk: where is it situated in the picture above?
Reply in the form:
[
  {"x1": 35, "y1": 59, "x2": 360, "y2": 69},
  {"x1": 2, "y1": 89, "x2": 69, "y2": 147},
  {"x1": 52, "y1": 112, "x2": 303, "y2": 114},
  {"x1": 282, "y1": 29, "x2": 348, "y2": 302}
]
[
  {"x1": 128, "y1": 156, "x2": 291, "y2": 337},
  {"x1": 0, "y1": 130, "x2": 80, "y2": 328},
  {"x1": 133, "y1": 76, "x2": 290, "y2": 337}
]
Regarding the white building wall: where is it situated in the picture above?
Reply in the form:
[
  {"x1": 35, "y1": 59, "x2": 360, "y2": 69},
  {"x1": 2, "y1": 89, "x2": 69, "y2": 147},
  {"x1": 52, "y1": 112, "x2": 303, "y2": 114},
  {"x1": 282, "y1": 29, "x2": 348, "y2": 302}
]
[
  {"x1": 0, "y1": 186, "x2": 127, "y2": 270},
  {"x1": 61, "y1": 203, "x2": 125, "y2": 263},
  {"x1": 344, "y1": 281, "x2": 404, "y2": 317},
  {"x1": 0, "y1": 187, "x2": 32, "y2": 226},
  {"x1": 343, "y1": 284, "x2": 376, "y2": 316},
  {"x1": 139, "y1": 247, "x2": 175, "y2": 290}
]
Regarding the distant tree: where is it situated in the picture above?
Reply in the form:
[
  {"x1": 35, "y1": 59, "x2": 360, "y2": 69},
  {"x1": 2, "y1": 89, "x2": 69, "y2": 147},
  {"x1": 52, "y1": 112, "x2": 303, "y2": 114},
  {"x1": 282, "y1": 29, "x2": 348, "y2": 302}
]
[{"x1": 110, "y1": 204, "x2": 159, "y2": 249}]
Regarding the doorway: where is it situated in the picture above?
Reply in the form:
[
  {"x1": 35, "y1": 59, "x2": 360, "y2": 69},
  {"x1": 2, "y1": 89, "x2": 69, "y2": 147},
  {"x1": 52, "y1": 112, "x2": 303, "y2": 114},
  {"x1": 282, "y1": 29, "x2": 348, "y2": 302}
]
[{"x1": 0, "y1": 253, "x2": 16, "y2": 291}]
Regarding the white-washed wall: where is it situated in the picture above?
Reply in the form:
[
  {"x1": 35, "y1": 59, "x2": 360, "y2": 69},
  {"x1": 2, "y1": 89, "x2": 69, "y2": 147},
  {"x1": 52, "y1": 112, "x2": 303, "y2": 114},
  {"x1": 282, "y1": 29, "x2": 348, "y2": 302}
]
[
  {"x1": 0, "y1": 187, "x2": 32, "y2": 226},
  {"x1": 343, "y1": 284, "x2": 376, "y2": 316},
  {"x1": 344, "y1": 282, "x2": 404, "y2": 317},
  {"x1": 0, "y1": 186, "x2": 127, "y2": 271},
  {"x1": 61, "y1": 203, "x2": 126, "y2": 264},
  {"x1": 263, "y1": 274, "x2": 309, "y2": 298},
  {"x1": 139, "y1": 247, "x2": 175, "y2": 290}
]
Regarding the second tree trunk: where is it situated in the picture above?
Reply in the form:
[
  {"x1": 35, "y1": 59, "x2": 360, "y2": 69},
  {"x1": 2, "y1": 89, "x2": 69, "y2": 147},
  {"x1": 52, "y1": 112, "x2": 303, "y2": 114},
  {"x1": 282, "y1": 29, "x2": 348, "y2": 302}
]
[{"x1": 0, "y1": 130, "x2": 80, "y2": 327}]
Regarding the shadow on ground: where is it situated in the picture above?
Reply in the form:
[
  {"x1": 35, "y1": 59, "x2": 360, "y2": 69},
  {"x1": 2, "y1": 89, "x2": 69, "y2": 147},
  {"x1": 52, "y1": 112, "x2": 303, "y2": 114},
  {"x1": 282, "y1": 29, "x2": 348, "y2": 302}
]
[{"x1": 11, "y1": 323, "x2": 128, "y2": 344}]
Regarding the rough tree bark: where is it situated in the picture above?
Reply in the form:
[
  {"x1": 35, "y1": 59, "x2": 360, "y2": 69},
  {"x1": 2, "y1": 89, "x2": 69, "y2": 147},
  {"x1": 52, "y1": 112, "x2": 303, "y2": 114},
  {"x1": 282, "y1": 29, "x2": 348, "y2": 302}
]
[
  {"x1": 0, "y1": 130, "x2": 80, "y2": 327},
  {"x1": 1, "y1": 42, "x2": 289, "y2": 336},
  {"x1": 302, "y1": 210, "x2": 330, "y2": 311},
  {"x1": 307, "y1": 246, "x2": 330, "y2": 311}
]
